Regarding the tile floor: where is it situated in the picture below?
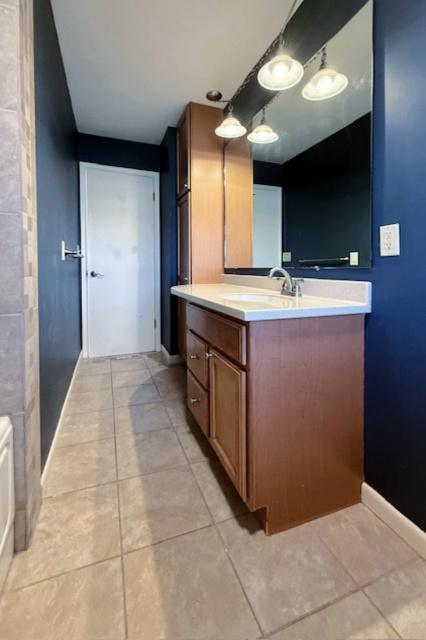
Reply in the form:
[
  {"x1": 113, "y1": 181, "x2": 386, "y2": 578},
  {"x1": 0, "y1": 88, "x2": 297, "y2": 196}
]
[{"x1": 0, "y1": 353, "x2": 425, "y2": 639}]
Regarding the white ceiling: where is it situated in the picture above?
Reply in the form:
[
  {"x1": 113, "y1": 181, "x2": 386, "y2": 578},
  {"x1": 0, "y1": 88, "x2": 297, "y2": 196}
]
[
  {"x1": 253, "y1": 1, "x2": 372, "y2": 164},
  {"x1": 51, "y1": 0, "x2": 297, "y2": 144}
]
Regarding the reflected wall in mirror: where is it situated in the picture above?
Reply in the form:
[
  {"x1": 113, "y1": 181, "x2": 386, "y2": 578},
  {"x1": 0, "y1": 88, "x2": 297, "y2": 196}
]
[{"x1": 224, "y1": 0, "x2": 372, "y2": 270}]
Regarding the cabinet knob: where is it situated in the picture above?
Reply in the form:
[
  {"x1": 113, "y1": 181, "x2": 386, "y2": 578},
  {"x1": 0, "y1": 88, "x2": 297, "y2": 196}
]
[
  {"x1": 189, "y1": 354, "x2": 199, "y2": 360},
  {"x1": 190, "y1": 398, "x2": 200, "y2": 404}
]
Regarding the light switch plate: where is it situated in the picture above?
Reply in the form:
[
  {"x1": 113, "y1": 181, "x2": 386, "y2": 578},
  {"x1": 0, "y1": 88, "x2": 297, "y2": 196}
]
[
  {"x1": 349, "y1": 251, "x2": 359, "y2": 266},
  {"x1": 282, "y1": 251, "x2": 292, "y2": 263},
  {"x1": 380, "y1": 223, "x2": 400, "y2": 256}
]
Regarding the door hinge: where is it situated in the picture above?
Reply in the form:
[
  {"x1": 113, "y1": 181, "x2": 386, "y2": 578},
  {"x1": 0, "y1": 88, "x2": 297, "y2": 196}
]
[
  {"x1": 154, "y1": 319, "x2": 157, "y2": 328},
  {"x1": 153, "y1": 192, "x2": 155, "y2": 201}
]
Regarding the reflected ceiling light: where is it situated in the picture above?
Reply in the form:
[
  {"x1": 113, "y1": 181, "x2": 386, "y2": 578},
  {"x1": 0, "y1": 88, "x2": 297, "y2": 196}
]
[
  {"x1": 302, "y1": 46, "x2": 348, "y2": 101},
  {"x1": 214, "y1": 104, "x2": 247, "y2": 139},
  {"x1": 247, "y1": 108, "x2": 279, "y2": 144},
  {"x1": 257, "y1": 0, "x2": 304, "y2": 91}
]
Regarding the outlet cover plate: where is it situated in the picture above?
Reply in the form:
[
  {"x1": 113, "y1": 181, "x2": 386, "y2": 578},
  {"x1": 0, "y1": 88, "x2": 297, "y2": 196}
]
[{"x1": 380, "y1": 223, "x2": 400, "y2": 257}]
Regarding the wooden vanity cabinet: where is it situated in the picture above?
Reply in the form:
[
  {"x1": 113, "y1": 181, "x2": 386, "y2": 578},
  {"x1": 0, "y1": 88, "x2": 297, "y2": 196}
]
[{"x1": 184, "y1": 301, "x2": 364, "y2": 535}]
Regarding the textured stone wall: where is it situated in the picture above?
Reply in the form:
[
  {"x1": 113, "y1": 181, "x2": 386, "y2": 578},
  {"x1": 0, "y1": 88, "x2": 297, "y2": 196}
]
[{"x1": 0, "y1": 0, "x2": 41, "y2": 550}]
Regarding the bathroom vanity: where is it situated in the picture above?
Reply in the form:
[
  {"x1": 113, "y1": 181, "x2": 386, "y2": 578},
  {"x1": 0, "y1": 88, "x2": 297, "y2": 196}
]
[{"x1": 172, "y1": 280, "x2": 371, "y2": 534}]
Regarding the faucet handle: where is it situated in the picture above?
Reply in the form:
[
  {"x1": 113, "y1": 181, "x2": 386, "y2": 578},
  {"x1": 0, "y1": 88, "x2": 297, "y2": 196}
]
[{"x1": 292, "y1": 278, "x2": 304, "y2": 297}]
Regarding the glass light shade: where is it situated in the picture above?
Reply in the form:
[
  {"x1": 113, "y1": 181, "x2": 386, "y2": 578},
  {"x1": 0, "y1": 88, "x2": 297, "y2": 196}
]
[
  {"x1": 215, "y1": 115, "x2": 247, "y2": 138},
  {"x1": 302, "y1": 67, "x2": 348, "y2": 100},
  {"x1": 257, "y1": 53, "x2": 304, "y2": 91},
  {"x1": 247, "y1": 123, "x2": 279, "y2": 144}
]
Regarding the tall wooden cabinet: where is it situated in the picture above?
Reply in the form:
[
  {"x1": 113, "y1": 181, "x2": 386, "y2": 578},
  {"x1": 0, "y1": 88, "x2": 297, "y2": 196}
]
[{"x1": 176, "y1": 103, "x2": 224, "y2": 356}]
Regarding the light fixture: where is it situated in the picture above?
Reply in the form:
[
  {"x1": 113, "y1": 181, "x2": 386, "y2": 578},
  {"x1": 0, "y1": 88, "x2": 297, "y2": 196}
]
[
  {"x1": 257, "y1": 1, "x2": 304, "y2": 91},
  {"x1": 248, "y1": 108, "x2": 279, "y2": 144},
  {"x1": 302, "y1": 46, "x2": 348, "y2": 101},
  {"x1": 214, "y1": 104, "x2": 247, "y2": 139},
  {"x1": 258, "y1": 53, "x2": 304, "y2": 91}
]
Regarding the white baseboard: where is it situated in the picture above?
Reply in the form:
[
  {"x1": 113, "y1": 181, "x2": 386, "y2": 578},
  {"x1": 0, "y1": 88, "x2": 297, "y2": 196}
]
[
  {"x1": 41, "y1": 351, "x2": 82, "y2": 488},
  {"x1": 362, "y1": 482, "x2": 426, "y2": 559},
  {"x1": 160, "y1": 344, "x2": 183, "y2": 366}
]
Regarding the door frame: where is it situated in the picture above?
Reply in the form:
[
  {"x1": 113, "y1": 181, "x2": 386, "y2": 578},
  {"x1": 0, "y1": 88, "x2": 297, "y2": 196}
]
[{"x1": 79, "y1": 162, "x2": 161, "y2": 358}]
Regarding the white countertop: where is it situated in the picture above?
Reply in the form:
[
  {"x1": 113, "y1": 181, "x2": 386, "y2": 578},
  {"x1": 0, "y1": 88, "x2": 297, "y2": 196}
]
[{"x1": 171, "y1": 283, "x2": 371, "y2": 321}]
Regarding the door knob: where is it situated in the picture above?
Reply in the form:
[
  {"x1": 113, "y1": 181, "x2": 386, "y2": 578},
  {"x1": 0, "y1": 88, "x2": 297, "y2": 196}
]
[{"x1": 90, "y1": 271, "x2": 104, "y2": 278}]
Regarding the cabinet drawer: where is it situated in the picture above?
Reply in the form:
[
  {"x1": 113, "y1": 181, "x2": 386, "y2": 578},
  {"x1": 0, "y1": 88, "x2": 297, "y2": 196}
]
[
  {"x1": 187, "y1": 371, "x2": 209, "y2": 436},
  {"x1": 186, "y1": 330, "x2": 208, "y2": 388},
  {"x1": 186, "y1": 303, "x2": 246, "y2": 366}
]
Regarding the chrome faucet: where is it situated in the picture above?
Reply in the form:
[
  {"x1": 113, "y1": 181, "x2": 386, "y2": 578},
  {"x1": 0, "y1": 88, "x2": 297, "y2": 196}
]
[{"x1": 268, "y1": 267, "x2": 304, "y2": 297}]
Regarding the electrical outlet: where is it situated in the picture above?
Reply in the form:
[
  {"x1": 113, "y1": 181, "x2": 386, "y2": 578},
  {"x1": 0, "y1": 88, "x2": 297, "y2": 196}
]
[
  {"x1": 380, "y1": 223, "x2": 400, "y2": 256},
  {"x1": 282, "y1": 251, "x2": 292, "y2": 263},
  {"x1": 349, "y1": 251, "x2": 359, "y2": 266}
]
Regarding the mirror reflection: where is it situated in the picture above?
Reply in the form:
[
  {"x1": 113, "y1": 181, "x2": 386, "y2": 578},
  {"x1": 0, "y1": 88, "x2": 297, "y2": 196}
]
[{"x1": 224, "y1": 1, "x2": 372, "y2": 269}]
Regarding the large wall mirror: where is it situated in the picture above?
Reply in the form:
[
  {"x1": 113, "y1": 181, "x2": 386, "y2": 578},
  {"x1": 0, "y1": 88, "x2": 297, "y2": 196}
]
[{"x1": 224, "y1": 0, "x2": 372, "y2": 270}]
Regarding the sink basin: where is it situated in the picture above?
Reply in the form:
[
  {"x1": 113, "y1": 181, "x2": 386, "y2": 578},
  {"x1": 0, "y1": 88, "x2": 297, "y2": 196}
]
[{"x1": 221, "y1": 292, "x2": 283, "y2": 304}]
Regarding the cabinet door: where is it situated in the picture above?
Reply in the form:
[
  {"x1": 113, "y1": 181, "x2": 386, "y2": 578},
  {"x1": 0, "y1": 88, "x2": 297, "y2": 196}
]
[
  {"x1": 177, "y1": 110, "x2": 190, "y2": 198},
  {"x1": 209, "y1": 349, "x2": 246, "y2": 499},
  {"x1": 177, "y1": 194, "x2": 191, "y2": 286}
]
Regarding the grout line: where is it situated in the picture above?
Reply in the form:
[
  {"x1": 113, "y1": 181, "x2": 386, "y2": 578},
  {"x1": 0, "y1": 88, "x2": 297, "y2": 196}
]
[
  {"x1": 362, "y1": 587, "x2": 403, "y2": 639},
  {"x1": 110, "y1": 363, "x2": 129, "y2": 640},
  {"x1": 4, "y1": 554, "x2": 123, "y2": 594},
  {"x1": 122, "y1": 522, "x2": 216, "y2": 558},
  {"x1": 181, "y1": 436, "x2": 263, "y2": 638},
  {"x1": 261, "y1": 586, "x2": 361, "y2": 639}
]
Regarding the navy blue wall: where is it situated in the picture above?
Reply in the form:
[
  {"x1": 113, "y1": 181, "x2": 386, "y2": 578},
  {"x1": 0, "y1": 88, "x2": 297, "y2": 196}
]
[
  {"x1": 34, "y1": 0, "x2": 81, "y2": 467},
  {"x1": 78, "y1": 133, "x2": 160, "y2": 172},
  {"x1": 160, "y1": 128, "x2": 178, "y2": 355},
  {"x1": 228, "y1": 0, "x2": 426, "y2": 529},
  {"x1": 283, "y1": 114, "x2": 371, "y2": 268}
]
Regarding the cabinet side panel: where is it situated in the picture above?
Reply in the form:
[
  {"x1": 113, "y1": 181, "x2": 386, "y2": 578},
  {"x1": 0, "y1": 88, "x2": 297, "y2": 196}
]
[
  {"x1": 247, "y1": 315, "x2": 364, "y2": 532},
  {"x1": 189, "y1": 103, "x2": 224, "y2": 283}
]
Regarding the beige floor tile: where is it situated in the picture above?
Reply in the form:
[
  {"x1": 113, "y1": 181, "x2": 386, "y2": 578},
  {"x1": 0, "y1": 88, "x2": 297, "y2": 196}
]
[
  {"x1": 175, "y1": 423, "x2": 212, "y2": 463},
  {"x1": 112, "y1": 368, "x2": 153, "y2": 388},
  {"x1": 365, "y1": 558, "x2": 426, "y2": 639},
  {"x1": 269, "y1": 591, "x2": 398, "y2": 639},
  {"x1": 123, "y1": 527, "x2": 260, "y2": 640},
  {"x1": 72, "y1": 373, "x2": 112, "y2": 393},
  {"x1": 151, "y1": 366, "x2": 186, "y2": 385},
  {"x1": 6, "y1": 483, "x2": 120, "y2": 590},
  {"x1": 0, "y1": 558, "x2": 125, "y2": 640},
  {"x1": 116, "y1": 429, "x2": 187, "y2": 480},
  {"x1": 191, "y1": 459, "x2": 248, "y2": 523},
  {"x1": 156, "y1": 380, "x2": 186, "y2": 400},
  {"x1": 57, "y1": 409, "x2": 114, "y2": 447},
  {"x1": 66, "y1": 388, "x2": 113, "y2": 415},
  {"x1": 111, "y1": 355, "x2": 148, "y2": 373},
  {"x1": 43, "y1": 438, "x2": 117, "y2": 497},
  {"x1": 77, "y1": 359, "x2": 111, "y2": 377},
  {"x1": 218, "y1": 514, "x2": 356, "y2": 634},
  {"x1": 119, "y1": 467, "x2": 211, "y2": 552},
  {"x1": 164, "y1": 398, "x2": 191, "y2": 426},
  {"x1": 143, "y1": 351, "x2": 165, "y2": 371},
  {"x1": 114, "y1": 402, "x2": 171, "y2": 436},
  {"x1": 113, "y1": 383, "x2": 160, "y2": 407},
  {"x1": 313, "y1": 504, "x2": 417, "y2": 586}
]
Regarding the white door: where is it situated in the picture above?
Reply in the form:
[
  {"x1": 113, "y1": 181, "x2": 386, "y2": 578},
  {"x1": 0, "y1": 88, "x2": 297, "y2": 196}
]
[
  {"x1": 253, "y1": 184, "x2": 282, "y2": 267},
  {"x1": 81, "y1": 164, "x2": 160, "y2": 358}
]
